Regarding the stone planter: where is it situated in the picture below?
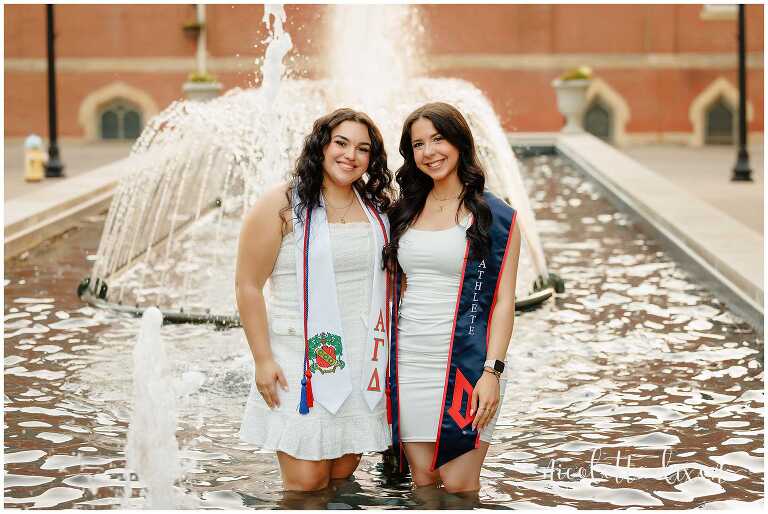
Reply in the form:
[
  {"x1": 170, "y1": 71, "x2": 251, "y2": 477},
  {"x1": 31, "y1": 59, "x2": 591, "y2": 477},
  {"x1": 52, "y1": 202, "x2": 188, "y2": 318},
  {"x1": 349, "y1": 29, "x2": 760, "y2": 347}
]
[
  {"x1": 552, "y1": 78, "x2": 591, "y2": 134},
  {"x1": 182, "y1": 81, "x2": 223, "y2": 102}
]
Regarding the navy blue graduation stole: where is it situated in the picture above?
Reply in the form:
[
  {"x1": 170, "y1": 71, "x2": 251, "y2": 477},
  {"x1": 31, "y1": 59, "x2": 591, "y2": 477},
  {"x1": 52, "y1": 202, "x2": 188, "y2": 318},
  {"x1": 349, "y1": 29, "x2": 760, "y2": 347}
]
[{"x1": 388, "y1": 191, "x2": 517, "y2": 471}]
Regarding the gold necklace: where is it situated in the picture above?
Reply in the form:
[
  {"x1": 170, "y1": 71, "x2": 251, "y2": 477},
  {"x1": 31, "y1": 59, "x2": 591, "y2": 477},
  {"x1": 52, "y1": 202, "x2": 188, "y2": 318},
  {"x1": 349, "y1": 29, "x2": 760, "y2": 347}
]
[
  {"x1": 323, "y1": 192, "x2": 355, "y2": 223},
  {"x1": 430, "y1": 189, "x2": 462, "y2": 212}
]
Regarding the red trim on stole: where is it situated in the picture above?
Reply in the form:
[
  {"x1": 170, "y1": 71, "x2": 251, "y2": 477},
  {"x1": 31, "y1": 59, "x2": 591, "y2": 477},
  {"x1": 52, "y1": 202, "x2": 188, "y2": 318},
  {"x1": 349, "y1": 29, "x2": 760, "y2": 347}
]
[
  {"x1": 473, "y1": 209, "x2": 518, "y2": 449},
  {"x1": 430, "y1": 239, "x2": 472, "y2": 472},
  {"x1": 366, "y1": 201, "x2": 392, "y2": 417},
  {"x1": 369, "y1": 198, "x2": 400, "y2": 464},
  {"x1": 302, "y1": 206, "x2": 312, "y2": 371},
  {"x1": 392, "y1": 274, "x2": 405, "y2": 469},
  {"x1": 385, "y1": 269, "x2": 392, "y2": 424},
  {"x1": 367, "y1": 203, "x2": 391, "y2": 342}
]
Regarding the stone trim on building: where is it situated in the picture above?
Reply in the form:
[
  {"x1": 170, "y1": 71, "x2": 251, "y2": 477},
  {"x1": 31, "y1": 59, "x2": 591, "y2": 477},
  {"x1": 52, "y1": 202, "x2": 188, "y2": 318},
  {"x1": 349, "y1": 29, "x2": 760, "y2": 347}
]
[
  {"x1": 78, "y1": 82, "x2": 160, "y2": 141},
  {"x1": 425, "y1": 53, "x2": 763, "y2": 71},
  {"x1": 5, "y1": 52, "x2": 764, "y2": 74},
  {"x1": 689, "y1": 77, "x2": 754, "y2": 147},
  {"x1": 700, "y1": 4, "x2": 739, "y2": 21},
  {"x1": 4, "y1": 56, "x2": 316, "y2": 74},
  {"x1": 586, "y1": 78, "x2": 631, "y2": 147}
]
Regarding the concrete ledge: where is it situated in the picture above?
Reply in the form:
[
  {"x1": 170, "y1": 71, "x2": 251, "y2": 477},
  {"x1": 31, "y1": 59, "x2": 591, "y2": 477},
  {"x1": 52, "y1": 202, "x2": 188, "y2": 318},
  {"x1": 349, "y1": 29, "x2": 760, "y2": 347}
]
[
  {"x1": 509, "y1": 132, "x2": 763, "y2": 332},
  {"x1": 4, "y1": 159, "x2": 128, "y2": 260}
]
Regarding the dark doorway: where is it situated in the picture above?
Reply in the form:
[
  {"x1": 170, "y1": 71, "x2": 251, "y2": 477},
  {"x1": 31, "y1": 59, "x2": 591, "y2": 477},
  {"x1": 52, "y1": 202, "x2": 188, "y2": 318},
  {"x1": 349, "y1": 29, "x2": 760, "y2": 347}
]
[
  {"x1": 99, "y1": 100, "x2": 143, "y2": 140},
  {"x1": 705, "y1": 97, "x2": 735, "y2": 145},
  {"x1": 584, "y1": 98, "x2": 613, "y2": 142}
]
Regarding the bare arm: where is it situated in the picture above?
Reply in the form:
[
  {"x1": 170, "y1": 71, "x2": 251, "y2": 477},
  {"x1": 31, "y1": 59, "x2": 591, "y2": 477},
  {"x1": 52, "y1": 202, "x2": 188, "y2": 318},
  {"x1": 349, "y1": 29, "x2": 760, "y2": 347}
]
[
  {"x1": 485, "y1": 221, "x2": 521, "y2": 367},
  {"x1": 235, "y1": 183, "x2": 290, "y2": 408},
  {"x1": 471, "y1": 221, "x2": 522, "y2": 430}
]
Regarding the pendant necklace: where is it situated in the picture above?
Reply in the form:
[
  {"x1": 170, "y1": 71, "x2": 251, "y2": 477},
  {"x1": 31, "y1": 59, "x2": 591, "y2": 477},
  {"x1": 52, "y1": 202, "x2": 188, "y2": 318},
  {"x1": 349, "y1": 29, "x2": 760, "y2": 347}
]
[
  {"x1": 431, "y1": 189, "x2": 461, "y2": 212},
  {"x1": 323, "y1": 192, "x2": 355, "y2": 223}
]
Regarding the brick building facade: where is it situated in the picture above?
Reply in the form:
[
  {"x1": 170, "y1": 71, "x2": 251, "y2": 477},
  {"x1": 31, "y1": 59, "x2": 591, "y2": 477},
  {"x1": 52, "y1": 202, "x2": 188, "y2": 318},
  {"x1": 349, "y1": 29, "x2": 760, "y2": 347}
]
[{"x1": 5, "y1": 4, "x2": 764, "y2": 145}]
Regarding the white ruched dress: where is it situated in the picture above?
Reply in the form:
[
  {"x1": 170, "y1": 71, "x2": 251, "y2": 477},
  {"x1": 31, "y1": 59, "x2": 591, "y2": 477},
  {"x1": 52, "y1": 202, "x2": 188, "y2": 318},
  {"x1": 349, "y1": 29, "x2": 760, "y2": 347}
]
[
  {"x1": 239, "y1": 223, "x2": 390, "y2": 460},
  {"x1": 397, "y1": 217, "x2": 506, "y2": 443}
]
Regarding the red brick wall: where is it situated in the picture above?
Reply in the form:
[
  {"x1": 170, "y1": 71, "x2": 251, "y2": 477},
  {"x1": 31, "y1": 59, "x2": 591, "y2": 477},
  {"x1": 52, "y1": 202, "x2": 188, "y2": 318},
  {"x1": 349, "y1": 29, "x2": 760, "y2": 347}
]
[
  {"x1": 419, "y1": 4, "x2": 764, "y2": 54},
  {"x1": 5, "y1": 4, "x2": 764, "y2": 138},
  {"x1": 5, "y1": 5, "x2": 46, "y2": 58},
  {"x1": 5, "y1": 72, "x2": 47, "y2": 137}
]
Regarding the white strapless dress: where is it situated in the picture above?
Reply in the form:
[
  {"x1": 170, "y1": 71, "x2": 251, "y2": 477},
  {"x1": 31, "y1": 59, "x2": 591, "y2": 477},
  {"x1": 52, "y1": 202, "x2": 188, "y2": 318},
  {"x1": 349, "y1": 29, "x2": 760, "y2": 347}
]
[
  {"x1": 397, "y1": 217, "x2": 506, "y2": 443},
  {"x1": 239, "y1": 223, "x2": 390, "y2": 460}
]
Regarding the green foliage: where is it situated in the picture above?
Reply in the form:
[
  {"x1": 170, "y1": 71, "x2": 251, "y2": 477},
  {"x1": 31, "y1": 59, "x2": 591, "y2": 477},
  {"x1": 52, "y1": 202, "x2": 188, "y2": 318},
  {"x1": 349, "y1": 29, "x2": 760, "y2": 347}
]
[
  {"x1": 559, "y1": 66, "x2": 593, "y2": 81},
  {"x1": 187, "y1": 71, "x2": 217, "y2": 83},
  {"x1": 182, "y1": 21, "x2": 204, "y2": 33}
]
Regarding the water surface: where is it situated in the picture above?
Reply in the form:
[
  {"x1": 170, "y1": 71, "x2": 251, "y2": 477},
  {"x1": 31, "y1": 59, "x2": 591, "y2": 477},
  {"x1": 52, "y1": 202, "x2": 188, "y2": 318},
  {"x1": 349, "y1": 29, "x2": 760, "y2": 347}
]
[{"x1": 4, "y1": 154, "x2": 763, "y2": 509}]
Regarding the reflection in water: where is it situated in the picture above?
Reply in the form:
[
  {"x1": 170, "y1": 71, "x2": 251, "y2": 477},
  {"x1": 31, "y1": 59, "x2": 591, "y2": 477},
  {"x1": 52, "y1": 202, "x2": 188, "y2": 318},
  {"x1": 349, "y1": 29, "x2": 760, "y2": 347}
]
[{"x1": 4, "y1": 156, "x2": 764, "y2": 509}]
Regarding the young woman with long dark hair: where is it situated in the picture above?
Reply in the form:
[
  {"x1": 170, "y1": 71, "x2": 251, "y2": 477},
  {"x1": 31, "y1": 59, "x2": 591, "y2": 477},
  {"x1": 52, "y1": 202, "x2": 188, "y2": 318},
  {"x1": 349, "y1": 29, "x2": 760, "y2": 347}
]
[
  {"x1": 384, "y1": 102, "x2": 521, "y2": 493},
  {"x1": 236, "y1": 108, "x2": 394, "y2": 491}
]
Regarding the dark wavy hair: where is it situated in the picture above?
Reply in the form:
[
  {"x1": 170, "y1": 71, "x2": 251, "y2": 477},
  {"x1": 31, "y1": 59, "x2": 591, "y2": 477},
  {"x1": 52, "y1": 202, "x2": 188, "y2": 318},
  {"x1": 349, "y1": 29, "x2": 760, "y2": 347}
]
[
  {"x1": 383, "y1": 102, "x2": 491, "y2": 272},
  {"x1": 284, "y1": 108, "x2": 392, "y2": 226}
]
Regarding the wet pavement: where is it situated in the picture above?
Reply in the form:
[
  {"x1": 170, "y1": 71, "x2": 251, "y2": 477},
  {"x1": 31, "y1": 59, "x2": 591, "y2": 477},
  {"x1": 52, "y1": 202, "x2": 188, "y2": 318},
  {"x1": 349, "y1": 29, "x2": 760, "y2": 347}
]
[{"x1": 4, "y1": 154, "x2": 764, "y2": 509}]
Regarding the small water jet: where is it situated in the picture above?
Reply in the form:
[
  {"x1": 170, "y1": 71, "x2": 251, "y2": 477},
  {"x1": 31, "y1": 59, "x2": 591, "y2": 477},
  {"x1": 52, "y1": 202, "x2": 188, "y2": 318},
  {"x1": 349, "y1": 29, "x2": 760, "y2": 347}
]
[{"x1": 124, "y1": 307, "x2": 181, "y2": 508}]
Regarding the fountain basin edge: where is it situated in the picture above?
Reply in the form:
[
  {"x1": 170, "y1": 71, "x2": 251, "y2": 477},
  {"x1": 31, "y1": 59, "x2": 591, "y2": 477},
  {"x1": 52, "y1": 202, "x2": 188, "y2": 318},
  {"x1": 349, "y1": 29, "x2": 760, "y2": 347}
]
[
  {"x1": 510, "y1": 132, "x2": 764, "y2": 334},
  {"x1": 77, "y1": 278, "x2": 555, "y2": 327},
  {"x1": 4, "y1": 158, "x2": 130, "y2": 261}
]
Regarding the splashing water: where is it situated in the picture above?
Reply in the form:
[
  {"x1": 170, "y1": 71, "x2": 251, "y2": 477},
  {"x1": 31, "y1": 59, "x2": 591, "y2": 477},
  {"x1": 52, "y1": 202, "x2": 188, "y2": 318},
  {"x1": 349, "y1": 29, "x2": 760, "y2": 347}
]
[
  {"x1": 325, "y1": 5, "x2": 423, "y2": 112},
  {"x1": 258, "y1": 4, "x2": 295, "y2": 223},
  {"x1": 86, "y1": 5, "x2": 549, "y2": 317},
  {"x1": 260, "y1": 5, "x2": 293, "y2": 104},
  {"x1": 124, "y1": 307, "x2": 181, "y2": 508}
]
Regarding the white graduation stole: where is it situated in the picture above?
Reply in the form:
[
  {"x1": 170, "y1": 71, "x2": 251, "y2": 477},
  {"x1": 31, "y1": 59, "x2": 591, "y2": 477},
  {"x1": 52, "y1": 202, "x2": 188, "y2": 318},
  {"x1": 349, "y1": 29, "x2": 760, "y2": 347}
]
[
  {"x1": 293, "y1": 189, "x2": 389, "y2": 414},
  {"x1": 357, "y1": 191, "x2": 390, "y2": 411}
]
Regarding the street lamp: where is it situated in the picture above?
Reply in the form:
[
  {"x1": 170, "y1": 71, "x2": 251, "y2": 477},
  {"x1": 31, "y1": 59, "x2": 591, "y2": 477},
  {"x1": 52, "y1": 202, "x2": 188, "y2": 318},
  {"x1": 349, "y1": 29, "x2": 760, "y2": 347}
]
[
  {"x1": 44, "y1": 4, "x2": 65, "y2": 178},
  {"x1": 731, "y1": 4, "x2": 752, "y2": 182}
]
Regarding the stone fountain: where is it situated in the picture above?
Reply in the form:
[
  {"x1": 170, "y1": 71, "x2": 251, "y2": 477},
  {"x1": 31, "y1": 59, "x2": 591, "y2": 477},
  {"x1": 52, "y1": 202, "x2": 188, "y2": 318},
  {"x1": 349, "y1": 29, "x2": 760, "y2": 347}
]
[{"x1": 80, "y1": 4, "x2": 559, "y2": 325}]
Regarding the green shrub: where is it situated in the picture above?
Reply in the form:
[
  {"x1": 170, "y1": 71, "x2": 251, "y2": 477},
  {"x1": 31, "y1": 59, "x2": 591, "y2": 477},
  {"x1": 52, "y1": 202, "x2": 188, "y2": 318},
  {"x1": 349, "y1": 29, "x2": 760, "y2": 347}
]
[
  {"x1": 187, "y1": 71, "x2": 217, "y2": 83},
  {"x1": 559, "y1": 66, "x2": 593, "y2": 81}
]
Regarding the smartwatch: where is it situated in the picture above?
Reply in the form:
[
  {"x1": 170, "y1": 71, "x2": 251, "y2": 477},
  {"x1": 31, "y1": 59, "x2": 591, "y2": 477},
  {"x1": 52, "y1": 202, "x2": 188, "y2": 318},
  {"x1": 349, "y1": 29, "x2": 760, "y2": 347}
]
[{"x1": 484, "y1": 359, "x2": 505, "y2": 374}]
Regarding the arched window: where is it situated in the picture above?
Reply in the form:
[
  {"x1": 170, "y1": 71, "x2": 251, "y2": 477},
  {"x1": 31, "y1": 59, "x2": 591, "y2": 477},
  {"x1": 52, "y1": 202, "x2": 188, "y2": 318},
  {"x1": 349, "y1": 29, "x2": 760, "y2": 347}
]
[
  {"x1": 99, "y1": 101, "x2": 143, "y2": 140},
  {"x1": 705, "y1": 98, "x2": 734, "y2": 145},
  {"x1": 584, "y1": 98, "x2": 613, "y2": 142}
]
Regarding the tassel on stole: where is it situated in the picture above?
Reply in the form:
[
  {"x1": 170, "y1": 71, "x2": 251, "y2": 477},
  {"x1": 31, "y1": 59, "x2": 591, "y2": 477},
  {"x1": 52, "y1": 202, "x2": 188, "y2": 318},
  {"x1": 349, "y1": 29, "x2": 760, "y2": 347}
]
[
  {"x1": 299, "y1": 370, "x2": 313, "y2": 415},
  {"x1": 305, "y1": 370, "x2": 314, "y2": 407}
]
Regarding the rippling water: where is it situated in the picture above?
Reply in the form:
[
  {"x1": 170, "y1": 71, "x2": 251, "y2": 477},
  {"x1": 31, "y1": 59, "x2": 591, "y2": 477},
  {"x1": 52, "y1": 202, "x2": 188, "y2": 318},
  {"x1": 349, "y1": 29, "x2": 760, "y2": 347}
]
[{"x1": 4, "y1": 155, "x2": 763, "y2": 509}]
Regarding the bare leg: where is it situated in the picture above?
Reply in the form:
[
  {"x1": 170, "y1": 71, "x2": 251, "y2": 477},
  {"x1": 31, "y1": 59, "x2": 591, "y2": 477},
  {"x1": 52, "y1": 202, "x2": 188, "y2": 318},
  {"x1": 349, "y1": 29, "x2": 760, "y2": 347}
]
[
  {"x1": 276, "y1": 451, "x2": 332, "y2": 491},
  {"x1": 437, "y1": 440, "x2": 490, "y2": 493},
  {"x1": 402, "y1": 442, "x2": 441, "y2": 487},
  {"x1": 278, "y1": 488, "x2": 336, "y2": 510},
  {"x1": 411, "y1": 481, "x2": 444, "y2": 509},
  {"x1": 276, "y1": 452, "x2": 362, "y2": 491},
  {"x1": 442, "y1": 489, "x2": 481, "y2": 509},
  {"x1": 329, "y1": 453, "x2": 362, "y2": 479}
]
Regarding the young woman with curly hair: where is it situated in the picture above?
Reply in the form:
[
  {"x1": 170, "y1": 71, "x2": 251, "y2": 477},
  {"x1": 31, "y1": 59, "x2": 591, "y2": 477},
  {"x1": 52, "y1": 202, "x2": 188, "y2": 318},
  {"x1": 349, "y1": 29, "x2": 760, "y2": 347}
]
[
  {"x1": 237, "y1": 108, "x2": 394, "y2": 491},
  {"x1": 384, "y1": 102, "x2": 521, "y2": 493}
]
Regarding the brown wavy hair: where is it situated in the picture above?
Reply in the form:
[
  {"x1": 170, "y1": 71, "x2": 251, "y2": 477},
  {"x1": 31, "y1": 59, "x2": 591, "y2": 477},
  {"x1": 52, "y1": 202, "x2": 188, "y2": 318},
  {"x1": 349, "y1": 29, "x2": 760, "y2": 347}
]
[
  {"x1": 285, "y1": 108, "x2": 393, "y2": 225},
  {"x1": 383, "y1": 102, "x2": 491, "y2": 272}
]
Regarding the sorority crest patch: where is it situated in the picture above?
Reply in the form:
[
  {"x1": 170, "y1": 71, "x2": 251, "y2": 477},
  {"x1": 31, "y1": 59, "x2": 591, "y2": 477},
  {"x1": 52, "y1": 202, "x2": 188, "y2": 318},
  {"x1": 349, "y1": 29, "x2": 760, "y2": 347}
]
[{"x1": 309, "y1": 332, "x2": 345, "y2": 374}]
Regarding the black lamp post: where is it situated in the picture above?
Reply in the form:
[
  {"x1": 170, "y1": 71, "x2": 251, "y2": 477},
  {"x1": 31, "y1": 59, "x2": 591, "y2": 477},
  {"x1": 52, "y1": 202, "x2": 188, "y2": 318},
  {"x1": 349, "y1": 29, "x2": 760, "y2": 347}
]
[
  {"x1": 44, "y1": 4, "x2": 65, "y2": 178},
  {"x1": 731, "y1": 4, "x2": 752, "y2": 182}
]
